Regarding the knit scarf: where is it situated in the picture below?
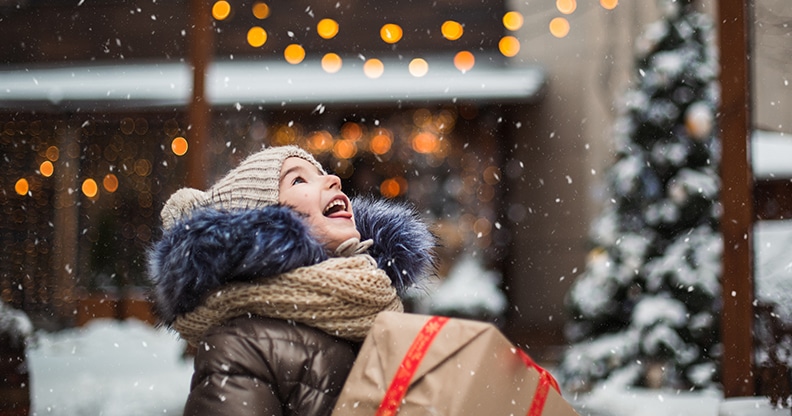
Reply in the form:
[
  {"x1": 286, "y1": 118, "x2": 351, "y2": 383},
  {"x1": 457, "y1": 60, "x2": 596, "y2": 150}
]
[{"x1": 173, "y1": 253, "x2": 404, "y2": 345}]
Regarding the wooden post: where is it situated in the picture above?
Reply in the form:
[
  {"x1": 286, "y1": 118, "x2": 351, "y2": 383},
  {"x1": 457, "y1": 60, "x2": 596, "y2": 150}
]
[
  {"x1": 717, "y1": 0, "x2": 755, "y2": 398},
  {"x1": 187, "y1": 0, "x2": 213, "y2": 190}
]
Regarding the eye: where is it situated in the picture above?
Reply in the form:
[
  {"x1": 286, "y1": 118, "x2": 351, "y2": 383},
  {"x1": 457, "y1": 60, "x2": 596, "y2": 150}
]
[{"x1": 291, "y1": 176, "x2": 306, "y2": 185}]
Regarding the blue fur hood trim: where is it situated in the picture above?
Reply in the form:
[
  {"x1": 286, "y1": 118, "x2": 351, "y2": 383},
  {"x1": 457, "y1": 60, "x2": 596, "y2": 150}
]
[{"x1": 148, "y1": 198, "x2": 436, "y2": 325}]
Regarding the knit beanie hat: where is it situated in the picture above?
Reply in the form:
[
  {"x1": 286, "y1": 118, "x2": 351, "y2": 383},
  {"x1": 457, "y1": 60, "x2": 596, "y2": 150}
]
[{"x1": 160, "y1": 145, "x2": 325, "y2": 229}]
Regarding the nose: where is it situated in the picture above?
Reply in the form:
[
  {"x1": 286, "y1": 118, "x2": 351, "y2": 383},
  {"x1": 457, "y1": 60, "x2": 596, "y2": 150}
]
[{"x1": 326, "y1": 174, "x2": 342, "y2": 190}]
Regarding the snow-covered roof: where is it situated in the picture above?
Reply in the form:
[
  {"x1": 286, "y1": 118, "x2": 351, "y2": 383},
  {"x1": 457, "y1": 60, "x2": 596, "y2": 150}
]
[
  {"x1": 0, "y1": 58, "x2": 546, "y2": 111},
  {"x1": 752, "y1": 129, "x2": 792, "y2": 179}
]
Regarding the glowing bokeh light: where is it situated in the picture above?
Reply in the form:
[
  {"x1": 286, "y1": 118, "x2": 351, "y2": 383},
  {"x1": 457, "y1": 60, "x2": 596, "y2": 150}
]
[
  {"x1": 503, "y1": 11, "x2": 524, "y2": 31},
  {"x1": 340, "y1": 122, "x2": 363, "y2": 141},
  {"x1": 333, "y1": 139, "x2": 357, "y2": 159},
  {"x1": 82, "y1": 178, "x2": 99, "y2": 198},
  {"x1": 499, "y1": 36, "x2": 520, "y2": 57},
  {"x1": 453, "y1": 51, "x2": 475, "y2": 73},
  {"x1": 321, "y1": 53, "x2": 342, "y2": 73},
  {"x1": 40, "y1": 160, "x2": 54, "y2": 177},
  {"x1": 600, "y1": 0, "x2": 618, "y2": 10},
  {"x1": 409, "y1": 58, "x2": 429, "y2": 77},
  {"x1": 252, "y1": 2, "x2": 270, "y2": 19},
  {"x1": 370, "y1": 131, "x2": 393, "y2": 155},
  {"x1": 556, "y1": 0, "x2": 577, "y2": 15},
  {"x1": 171, "y1": 136, "x2": 188, "y2": 156},
  {"x1": 441, "y1": 20, "x2": 464, "y2": 40},
  {"x1": 284, "y1": 44, "x2": 306, "y2": 64},
  {"x1": 317, "y1": 18, "x2": 339, "y2": 39},
  {"x1": 15, "y1": 178, "x2": 29, "y2": 196},
  {"x1": 103, "y1": 173, "x2": 119, "y2": 193},
  {"x1": 380, "y1": 23, "x2": 403, "y2": 44},
  {"x1": 363, "y1": 58, "x2": 384, "y2": 79},
  {"x1": 247, "y1": 26, "x2": 268, "y2": 47},
  {"x1": 46, "y1": 145, "x2": 59, "y2": 161},
  {"x1": 380, "y1": 178, "x2": 402, "y2": 199},
  {"x1": 549, "y1": 17, "x2": 570, "y2": 38},
  {"x1": 412, "y1": 132, "x2": 439, "y2": 154},
  {"x1": 212, "y1": 1, "x2": 231, "y2": 20}
]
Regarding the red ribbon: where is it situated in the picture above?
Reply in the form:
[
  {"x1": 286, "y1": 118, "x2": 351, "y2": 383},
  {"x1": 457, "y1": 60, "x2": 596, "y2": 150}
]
[
  {"x1": 517, "y1": 349, "x2": 561, "y2": 416},
  {"x1": 376, "y1": 316, "x2": 449, "y2": 416},
  {"x1": 375, "y1": 316, "x2": 561, "y2": 416}
]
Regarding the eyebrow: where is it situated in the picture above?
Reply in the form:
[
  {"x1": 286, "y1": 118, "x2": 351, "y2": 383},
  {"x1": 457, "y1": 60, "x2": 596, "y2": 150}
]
[{"x1": 279, "y1": 164, "x2": 323, "y2": 182}]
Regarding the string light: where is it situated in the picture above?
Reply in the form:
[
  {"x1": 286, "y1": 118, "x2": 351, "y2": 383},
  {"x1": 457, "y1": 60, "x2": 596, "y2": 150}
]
[
  {"x1": 40, "y1": 160, "x2": 54, "y2": 177},
  {"x1": 441, "y1": 20, "x2": 464, "y2": 40},
  {"x1": 409, "y1": 58, "x2": 429, "y2": 77},
  {"x1": 252, "y1": 2, "x2": 270, "y2": 19},
  {"x1": 600, "y1": 0, "x2": 618, "y2": 10},
  {"x1": 556, "y1": 0, "x2": 577, "y2": 15},
  {"x1": 82, "y1": 178, "x2": 99, "y2": 198},
  {"x1": 380, "y1": 23, "x2": 403, "y2": 44},
  {"x1": 503, "y1": 11, "x2": 524, "y2": 31},
  {"x1": 321, "y1": 53, "x2": 342, "y2": 73},
  {"x1": 453, "y1": 51, "x2": 475, "y2": 73},
  {"x1": 171, "y1": 136, "x2": 188, "y2": 156},
  {"x1": 212, "y1": 1, "x2": 231, "y2": 21},
  {"x1": 363, "y1": 58, "x2": 384, "y2": 79},
  {"x1": 549, "y1": 17, "x2": 570, "y2": 38},
  {"x1": 317, "y1": 18, "x2": 339, "y2": 39},
  {"x1": 15, "y1": 178, "x2": 29, "y2": 196},
  {"x1": 499, "y1": 36, "x2": 520, "y2": 57},
  {"x1": 247, "y1": 26, "x2": 268, "y2": 47},
  {"x1": 284, "y1": 44, "x2": 306, "y2": 64}
]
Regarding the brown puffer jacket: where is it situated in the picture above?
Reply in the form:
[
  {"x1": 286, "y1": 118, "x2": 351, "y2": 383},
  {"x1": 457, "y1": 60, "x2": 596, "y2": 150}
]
[{"x1": 183, "y1": 315, "x2": 359, "y2": 416}]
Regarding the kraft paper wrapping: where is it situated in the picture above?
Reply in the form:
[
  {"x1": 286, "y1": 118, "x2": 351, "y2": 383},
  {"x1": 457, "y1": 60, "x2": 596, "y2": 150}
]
[{"x1": 333, "y1": 312, "x2": 579, "y2": 416}]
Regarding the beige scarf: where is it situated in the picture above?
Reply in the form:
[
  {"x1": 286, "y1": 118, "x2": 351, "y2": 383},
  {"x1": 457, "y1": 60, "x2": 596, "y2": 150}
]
[{"x1": 173, "y1": 253, "x2": 404, "y2": 345}]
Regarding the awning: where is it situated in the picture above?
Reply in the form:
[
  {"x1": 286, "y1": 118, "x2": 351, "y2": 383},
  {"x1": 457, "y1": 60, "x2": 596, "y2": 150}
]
[{"x1": 0, "y1": 57, "x2": 546, "y2": 111}]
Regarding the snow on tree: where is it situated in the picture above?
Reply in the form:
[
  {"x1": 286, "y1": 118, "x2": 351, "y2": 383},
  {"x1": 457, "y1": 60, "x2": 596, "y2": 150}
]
[{"x1": 558, "y1": 0, "x2": 721, "y2": 392}]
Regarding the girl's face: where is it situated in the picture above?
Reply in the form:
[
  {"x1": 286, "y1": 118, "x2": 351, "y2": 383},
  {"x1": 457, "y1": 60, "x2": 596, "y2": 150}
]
[{"x1": 278, "y1": 157, "x2": 361, "y2": 251}]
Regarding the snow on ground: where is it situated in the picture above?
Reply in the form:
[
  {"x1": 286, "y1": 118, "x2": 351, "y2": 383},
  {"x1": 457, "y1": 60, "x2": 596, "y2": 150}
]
[{"x1": 27, "y1": 318, "x2": 193, "y2": 416}]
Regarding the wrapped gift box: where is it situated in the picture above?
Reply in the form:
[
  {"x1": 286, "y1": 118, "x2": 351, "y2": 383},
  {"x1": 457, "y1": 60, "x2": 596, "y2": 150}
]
[{"x1": 333, "y1": 311, "x2": 579, "y2": 416}]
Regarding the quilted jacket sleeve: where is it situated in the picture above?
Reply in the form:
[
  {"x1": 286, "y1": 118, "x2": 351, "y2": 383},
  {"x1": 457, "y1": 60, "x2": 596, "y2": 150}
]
[{"x1": 182, "y1": 316, "x2": 358, "y2": 416}]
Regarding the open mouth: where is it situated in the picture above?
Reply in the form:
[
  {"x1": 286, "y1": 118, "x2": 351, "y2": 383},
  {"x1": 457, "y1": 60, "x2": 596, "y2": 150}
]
[{"x1": 323, "y1": 198, "x2": 347, "y2": 216}]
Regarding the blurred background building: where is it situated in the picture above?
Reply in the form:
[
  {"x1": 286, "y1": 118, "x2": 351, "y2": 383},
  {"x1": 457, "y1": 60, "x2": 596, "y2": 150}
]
[{"x1": 0, "y1": 0, "x2": 790, "y2": 361}]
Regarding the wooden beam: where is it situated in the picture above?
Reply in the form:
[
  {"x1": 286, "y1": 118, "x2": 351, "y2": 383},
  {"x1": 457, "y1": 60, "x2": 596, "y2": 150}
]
[
  {"x1": 187, "y1": 0, "x2": 213, "y2": 190},
  {"x1": 717, "y1": 0, "x2": 756, "y2": 398}
]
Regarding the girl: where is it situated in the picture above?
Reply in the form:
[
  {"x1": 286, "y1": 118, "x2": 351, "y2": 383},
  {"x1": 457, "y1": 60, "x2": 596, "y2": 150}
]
[{"x1": 148, "y1": 145, "x2": 436, "y2": 415}]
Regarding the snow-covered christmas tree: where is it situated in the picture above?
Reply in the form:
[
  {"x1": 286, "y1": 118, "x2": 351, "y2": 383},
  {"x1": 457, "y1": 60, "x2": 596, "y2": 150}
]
[{"x1": 558, "y1": 0, "x2": 722, "y2": 391}]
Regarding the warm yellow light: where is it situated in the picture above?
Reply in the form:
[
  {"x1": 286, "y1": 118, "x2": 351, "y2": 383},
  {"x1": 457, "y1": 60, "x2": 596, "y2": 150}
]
[
  {"x1": 498, "y1": 36, "x2": 520, "y2": 57},
  {"x1": 333, "y1": 139, "x2": 357, "y2": 159},
  {"x1": 308, "y1": 130, "x2": 334, "y2": 152},
  {"x1": 412, "y1": 132, "x2": 439, "y2": 154},
  {"x1": 380, "y1": 23, "x2": 403, "y2": 44},
  {"x1": 370, "y1": 131, "x2": 392, "y2": 155},
  {"x1": 252, "y1": 2, "x2": 270, "y2": 19},
  {"x1": 212, "y1": 1, "x2": 231, "y2": 21},
  {"x1": 103, "y1": 173, "x2": 119, "y2": 193},
  {"x1": 363, "y1": 58, "x2": 384, "y2": 79},
  {"x1": 321, "y1": 53, "x2": 342, "y2": 73},
  {"x1": 556, "y1": 0, "x2": 577, "y2": 15},
  {"x1": 549, "y1": 17, "x2": 570, "y2": 38},
  {"x1": 82, "y1": 178, "x2": 98, "y2": 198},
  {"x1": 46, "y1": 145, "x2": 59, "y2": 161},
  {"x1": 441, "y1": 20, "x2": 464, "y2": 40},
  {"x1": 14, "y1": 178, "x2": 29, "y2": 196},
  {"x1": 247, "y1": 26, "x2": 268, "y2": 47},
  {"x1": 317, "y1": 18, "x2": 339, "y2": 39},
  {"x1": 600, "y1": 0, "x2": 618, "y2": 10},
  {"x1": 408, "y1": 58, "x2": 429, "y2": 77},
  {"x1": 171, "y1": 136, "x2": 188, "y2": 156},
  {"x1": 284, "y1": 44, "x2": 306, "y2": 64},
  {"x1": 40, "y1": 160, "x2": 54, "y2": 177},
  {"x1": 503, "y1": 11, "x2": 524, "y2": 31},
  {"x1": 453, "y1": 51, "x2": 475, "y2": 73},
  {"x1": 380, "y1": 178, "x2": 402, "y2": 199},
  {"x1": 341, "y1": 122, "x2": 363, "y2": 141}
]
